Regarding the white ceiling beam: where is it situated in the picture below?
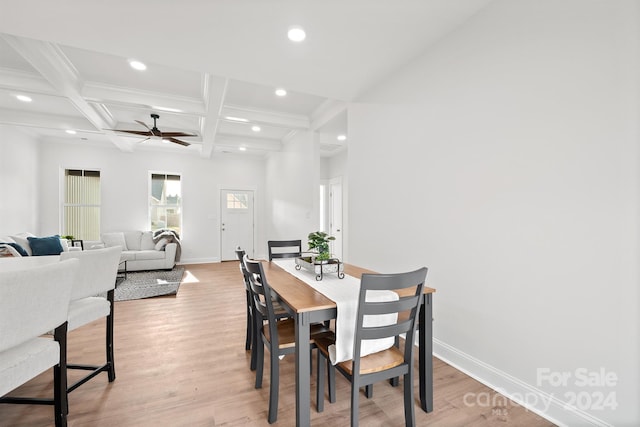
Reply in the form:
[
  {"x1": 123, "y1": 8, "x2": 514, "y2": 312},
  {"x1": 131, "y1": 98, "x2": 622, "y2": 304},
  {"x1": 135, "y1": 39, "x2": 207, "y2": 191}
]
[
  {"x1": 200, "y1": 74, "x2": 228, "y2": 159},
  {"x1": 82, "y1": 83, "x2": 206, "y2": 115},
  {"x1": 214, "y1": 134, "x2": 282, "y2": 152},
  {"x1": 2, "y1": 34, "x2": 134, "y2": 152},
  {"x1": 0, "y1": 67, "x2": 56, "y2": 94},
  {"x1": 221, "y1": 105, "x2": 309, "y2": 130},
  {"x1": 310, "y1": 99, "x2": 347, "y2": 131},
  {"x1": 0, "y1": 107, "x2": 94, "y2": 131}
]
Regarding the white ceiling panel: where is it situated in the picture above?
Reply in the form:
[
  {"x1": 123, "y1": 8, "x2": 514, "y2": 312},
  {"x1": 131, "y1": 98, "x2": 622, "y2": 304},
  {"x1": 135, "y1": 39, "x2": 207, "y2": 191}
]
[{"x1": 0, "y1": 1, "x2": 493, "y2": 156}]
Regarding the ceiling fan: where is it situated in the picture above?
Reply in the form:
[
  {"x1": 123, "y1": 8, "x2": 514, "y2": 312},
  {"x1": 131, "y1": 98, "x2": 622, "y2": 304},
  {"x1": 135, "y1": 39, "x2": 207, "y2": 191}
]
[{"x1": 107, "y1": 113, "x2": 196, "y2": 146}]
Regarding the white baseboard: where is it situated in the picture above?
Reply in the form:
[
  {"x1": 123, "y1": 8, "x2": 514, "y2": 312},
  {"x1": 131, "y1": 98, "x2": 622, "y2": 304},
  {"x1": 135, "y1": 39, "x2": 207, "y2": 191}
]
[
  {"x1": 433, "y1": 339, "x2": 612, "y2": 427},
  {"x1": 177, "y1": 257, "x2": 220, "y2": 265}
]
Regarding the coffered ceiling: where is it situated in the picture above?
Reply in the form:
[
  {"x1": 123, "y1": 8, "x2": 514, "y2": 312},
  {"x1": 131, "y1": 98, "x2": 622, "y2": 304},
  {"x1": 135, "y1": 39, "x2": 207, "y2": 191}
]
[{"x1": 0, "y1": 0, "x2": 492, "y2": 158}]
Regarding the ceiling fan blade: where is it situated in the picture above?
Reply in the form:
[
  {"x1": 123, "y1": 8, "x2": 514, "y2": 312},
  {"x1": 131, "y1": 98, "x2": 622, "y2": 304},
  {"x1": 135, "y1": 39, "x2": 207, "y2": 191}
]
[
  {"x1": 166, "y1": 137, "x2": 191, "y2": 147},
  {"x1": 106, "y1": 129, "x2": 152, "y2": 136},
  {"x1": 135, "y1": 120, "x2": 152, "y2": 131},
  {"x1": 160, "y1": 131, "x2": 198, "y2": 138}
]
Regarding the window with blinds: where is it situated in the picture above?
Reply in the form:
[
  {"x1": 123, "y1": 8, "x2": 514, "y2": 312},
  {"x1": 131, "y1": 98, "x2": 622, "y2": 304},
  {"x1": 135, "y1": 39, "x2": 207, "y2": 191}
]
[
  {"x1": 150, "y1": 173, "x2": 182, "y2": 235},
  {"x1": 63, "y1": 169, "x2": 101, "y2": 240}
]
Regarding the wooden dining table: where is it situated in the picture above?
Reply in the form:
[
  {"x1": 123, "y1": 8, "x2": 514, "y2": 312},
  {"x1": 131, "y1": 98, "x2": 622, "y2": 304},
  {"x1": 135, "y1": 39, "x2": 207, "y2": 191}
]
[{"x1": 262, "y1": 261, "x2": 436, "y2": 427}]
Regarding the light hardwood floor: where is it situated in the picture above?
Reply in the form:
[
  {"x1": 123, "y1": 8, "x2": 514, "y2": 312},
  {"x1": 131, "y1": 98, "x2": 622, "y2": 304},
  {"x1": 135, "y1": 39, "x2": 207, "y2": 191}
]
[{"x1": 1, "y1": 262, "x2": 556, "y2": 426}]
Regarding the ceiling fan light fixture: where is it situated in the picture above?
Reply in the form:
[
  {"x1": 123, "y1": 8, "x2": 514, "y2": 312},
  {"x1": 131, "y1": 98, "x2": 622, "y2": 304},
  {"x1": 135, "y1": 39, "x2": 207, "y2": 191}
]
[
  {"x1": 275, "y1": 88, "x2": 287, "y2": 97},
  {"x1": 287, "y1": 26, "x2": 306, "y2": 42},
  {"x1": 128, "y1": 59, "x2": 147, "y2": 71}
]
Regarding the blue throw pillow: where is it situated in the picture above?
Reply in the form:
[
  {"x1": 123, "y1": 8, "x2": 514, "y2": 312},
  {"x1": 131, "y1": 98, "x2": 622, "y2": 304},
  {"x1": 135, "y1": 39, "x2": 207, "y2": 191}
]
[
  {"x1": 27, "y1": 235, "x2": 64, "y2": 256},
  {"x1": 0, "y1": 242, "x2": 29, "y2": 256}
]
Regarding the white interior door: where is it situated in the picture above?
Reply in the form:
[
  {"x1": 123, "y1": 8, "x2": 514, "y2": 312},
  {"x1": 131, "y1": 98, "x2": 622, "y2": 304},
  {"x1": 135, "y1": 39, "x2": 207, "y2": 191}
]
[
  {"x1": 329, "y1": 179, "x2": 343, "y2": 260},
  {"x1": 220, "y1": 189, "x2": 254, "y2": 261}
]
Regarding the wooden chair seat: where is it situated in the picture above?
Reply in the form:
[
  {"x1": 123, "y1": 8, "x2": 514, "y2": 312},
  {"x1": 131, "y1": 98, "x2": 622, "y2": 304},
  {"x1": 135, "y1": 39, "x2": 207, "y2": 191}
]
[
  {"x1": 263, "y1": 319, "x2": 329, "y2": 350},
  {"x1": 315, "y1": 333, "x2": 404, "y2": 375}
]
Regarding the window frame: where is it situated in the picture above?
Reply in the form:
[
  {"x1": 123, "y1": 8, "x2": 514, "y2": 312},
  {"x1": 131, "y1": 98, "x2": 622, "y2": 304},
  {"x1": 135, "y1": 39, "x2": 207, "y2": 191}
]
[{"x1": 149, "y1": 171, "x2": 183, "y2": 236}]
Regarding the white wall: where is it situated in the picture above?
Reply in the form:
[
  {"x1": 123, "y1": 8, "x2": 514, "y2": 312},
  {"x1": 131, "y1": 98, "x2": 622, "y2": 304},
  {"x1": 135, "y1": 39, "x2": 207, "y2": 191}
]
[
  {"x1": 37, "y1": 142, "x2": 266, "y2": 263},
  {"x1": 265, "y1": 131, "x2": 321, "y2": 253},
  {"x1": 0, "y1": 126, "x2": 40, "y2": 235},
  {"x1": 349, "y1": 1, "x2": 639, "y2": 425}
]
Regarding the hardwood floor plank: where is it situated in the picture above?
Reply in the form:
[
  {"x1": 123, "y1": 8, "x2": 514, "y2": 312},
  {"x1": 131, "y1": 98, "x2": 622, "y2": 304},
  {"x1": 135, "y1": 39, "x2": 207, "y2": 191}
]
[{"x1": 0, "y1": 262, "x2": 555, "y2": 426}]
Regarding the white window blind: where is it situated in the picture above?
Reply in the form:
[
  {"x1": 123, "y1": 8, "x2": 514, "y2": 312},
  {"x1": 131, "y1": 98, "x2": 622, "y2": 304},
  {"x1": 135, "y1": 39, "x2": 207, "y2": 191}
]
[{"x1": 63, "y1": 169, "x2": 101, "y2": 240}]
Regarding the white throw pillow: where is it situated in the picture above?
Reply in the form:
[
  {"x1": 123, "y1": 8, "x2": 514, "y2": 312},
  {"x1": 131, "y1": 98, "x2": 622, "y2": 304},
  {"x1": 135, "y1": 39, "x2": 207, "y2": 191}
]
[
  {"x1": 59, "y1": 238, "x2": 69, "y2": 252},
  {"x1": 155, "y1": 237, "x2": 169, "y2": 251},
  {"x1": 9, "y1": 232, "x2": 35, "y2": 256},
  {"x1": 102, "y1": 232, "x2": 128, "y2": 250},
  {"x1": 140, "y1": 231, "x2": 155, "y2": 250}
]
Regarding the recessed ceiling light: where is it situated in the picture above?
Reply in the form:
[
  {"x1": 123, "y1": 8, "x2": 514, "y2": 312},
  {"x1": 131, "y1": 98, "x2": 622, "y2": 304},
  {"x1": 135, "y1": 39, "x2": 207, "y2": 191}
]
[
  {"x1": 225, "y1": 116, "x2": 249, "y2": 123},
  {"x1": 15, "y1": 94, "x2": 32, "y2": 102},
  {"x1": 129, "y1": 59, "x2": 147, "y2": 71},
  {"x1": 65, "y1": 130, "x2": 77, "y2": 135},
  {"x1": 251, "y1": 125, "x2": 261, "y2": 132},
  {"x1": 239, "y1": 147, "x2": 247, "y2": 151},
  {"x1": 162, "y1": 139, "x2": 170, "y2": 144},
  {"x1": 337, "y1": 134, "x2": 347, "y2": 141},
  {"x1": 287, "y1": 26, "x2": 306, "y2": 42},
  {"x1": 275, "y1": 88, "x2": 287, "y2": 97}
]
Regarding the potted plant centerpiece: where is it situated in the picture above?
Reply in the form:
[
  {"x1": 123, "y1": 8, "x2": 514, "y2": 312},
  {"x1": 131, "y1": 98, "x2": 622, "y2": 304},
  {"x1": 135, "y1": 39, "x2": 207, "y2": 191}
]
[
  {"x1": 307, "y1": 231, "x2": 335, "y2": 262},
  {"x1": 295, "y1": 231, "x2": 343, "y2": 280}
]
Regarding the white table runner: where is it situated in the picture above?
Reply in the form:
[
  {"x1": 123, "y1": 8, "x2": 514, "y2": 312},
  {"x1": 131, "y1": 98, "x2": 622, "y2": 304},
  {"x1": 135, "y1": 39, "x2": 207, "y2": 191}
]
[{"x1": 273, "y1": 259, "x2": 397, "y2": 364}]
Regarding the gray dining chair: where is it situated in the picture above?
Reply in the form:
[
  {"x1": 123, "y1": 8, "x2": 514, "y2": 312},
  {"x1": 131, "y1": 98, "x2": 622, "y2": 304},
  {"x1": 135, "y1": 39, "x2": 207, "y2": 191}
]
[
  {"x1": 244, "y1": 255, "x2": 330, "y2": 423},
  {"x1": 267, "y1": 239, "x2": 302, "y2": 261},
  {"x1": 315, "y1": 267, "x2": 428, "y2": 427},
  {"x1": 237, "y1": 248, "x2": 298, "y2": 371},
  {"x1": 0, "y1": 259, "x2": 79, "y2": 427}
]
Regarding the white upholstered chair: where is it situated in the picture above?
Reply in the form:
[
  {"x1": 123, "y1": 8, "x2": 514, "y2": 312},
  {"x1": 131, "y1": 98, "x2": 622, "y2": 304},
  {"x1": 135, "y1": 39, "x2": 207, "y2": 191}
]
[
  {"x1": 59, "y1": 246, "x2": 122, "y2": 393},
  {"x1": 0, "y1": 259, "x2": 79, "y2": 427}
]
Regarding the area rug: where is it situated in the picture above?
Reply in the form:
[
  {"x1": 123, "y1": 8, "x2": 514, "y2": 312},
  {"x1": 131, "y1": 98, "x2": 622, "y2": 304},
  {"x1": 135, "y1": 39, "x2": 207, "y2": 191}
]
[{"x1": 115, "y1": 267, "x2": 184, "y2": 301}]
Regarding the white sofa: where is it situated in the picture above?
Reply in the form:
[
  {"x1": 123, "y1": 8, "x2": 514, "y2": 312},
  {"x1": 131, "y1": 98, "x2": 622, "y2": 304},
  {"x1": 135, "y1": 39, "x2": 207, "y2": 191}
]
[
  {"x1": 96, "y1": 231, "x2": 177, "y2": 272},
  {"x1": 1, "y1": 232, "x2": 80, "y2": 257}
]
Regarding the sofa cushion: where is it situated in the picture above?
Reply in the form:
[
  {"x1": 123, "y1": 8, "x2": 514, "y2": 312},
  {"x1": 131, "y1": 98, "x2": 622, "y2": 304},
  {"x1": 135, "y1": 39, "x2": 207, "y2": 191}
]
[
  {"x1": 124, "y1": 231, "x2": 142, "y2": 251},
  {"x1": 102, "y1": 232, "x2": 127, "y2": 250},
  {"x1": 135, "y1": 250, "x2": 166, "y2": 261},
  {"x1": 27, "y1": 235, "x2": 64, "y2": 256},
  {"x1": 9, "y1": 232, "x2": 35, "y2": 256},
  {"x1": 140, "y1": 231, "x2": 155, "y2": 250},
  {"x1": 120, "y1": 251, "x2": 137, "y2": 262}
]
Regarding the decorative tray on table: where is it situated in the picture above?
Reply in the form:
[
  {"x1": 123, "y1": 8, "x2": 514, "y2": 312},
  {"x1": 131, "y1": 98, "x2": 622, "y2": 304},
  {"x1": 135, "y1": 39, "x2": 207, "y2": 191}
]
[{"x1": 295, "y1": 256, "x2": 345, "y2": 281}]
